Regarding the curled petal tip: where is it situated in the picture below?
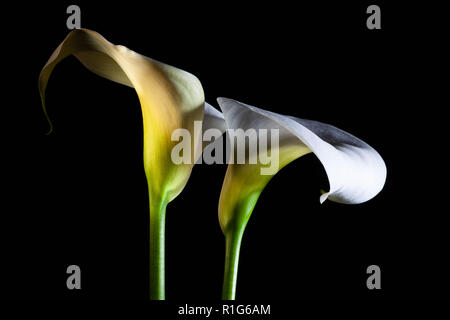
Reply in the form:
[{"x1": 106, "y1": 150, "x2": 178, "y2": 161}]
[{"x1": 320, "y1": 192, "x2": 329, "y2": 204}]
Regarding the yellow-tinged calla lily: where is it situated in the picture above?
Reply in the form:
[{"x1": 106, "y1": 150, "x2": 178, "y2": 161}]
[
  {"x1": 39, "y1": 28, "x2": 207, "y2": 299},
  {"x1": 216, "y1": 97, "x2": 387, "y2": 299}
]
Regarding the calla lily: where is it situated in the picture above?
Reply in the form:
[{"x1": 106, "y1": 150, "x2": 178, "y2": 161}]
[
  {"x1": 39, "y1": 28, "x2": 209, "y2": 299},
  {"x1": 217, "y1": 97, "x2": 386, "y2": 299}
]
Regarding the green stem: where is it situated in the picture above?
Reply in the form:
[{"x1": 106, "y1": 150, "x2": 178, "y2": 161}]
[
  {"x1": 222, "y1": 230, "x2": 244, "y2": 300},
  {"x1": 149, "y1": 196, "x2": 167, "y2": 300}
]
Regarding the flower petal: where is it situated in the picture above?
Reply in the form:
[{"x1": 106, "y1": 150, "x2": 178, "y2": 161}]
[
  {"x1": 217, "y1": 97, "x2": 386, "y2": 207},
  {"x1": 39, "y1": 29, "x2": 205, "y2": 202},
  {"x1": 203, "y1": 102, "x2": 226, "y2": 133}
]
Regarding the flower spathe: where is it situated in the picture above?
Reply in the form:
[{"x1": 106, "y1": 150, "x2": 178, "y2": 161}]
[
  {"x1": 39, "y1": 28, "x2": 205, "y2": 203},
  {"x1": 39, "y1": 28, "x2": 207, "y2": 299},
  {"x1": 216, "y1": 97, "x2": 387, "y2": 299}
]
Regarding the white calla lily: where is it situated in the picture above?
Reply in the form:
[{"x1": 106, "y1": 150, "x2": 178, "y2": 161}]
[{"x1": 216, "y1": 97, "x2": 386, "y2": 299}]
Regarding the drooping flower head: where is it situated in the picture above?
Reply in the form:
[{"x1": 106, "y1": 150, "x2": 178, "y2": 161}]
[
  {"x1": 217, "y1": 98, "x2": 386, "y2": 299},
  {"x1": 39, "y1": 28, "x2": 205, "y2": 203}
]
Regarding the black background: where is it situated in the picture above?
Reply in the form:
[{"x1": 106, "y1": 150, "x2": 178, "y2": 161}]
[{"x1": 2, "y1": 0, "x2": 448, "y2": 303}]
